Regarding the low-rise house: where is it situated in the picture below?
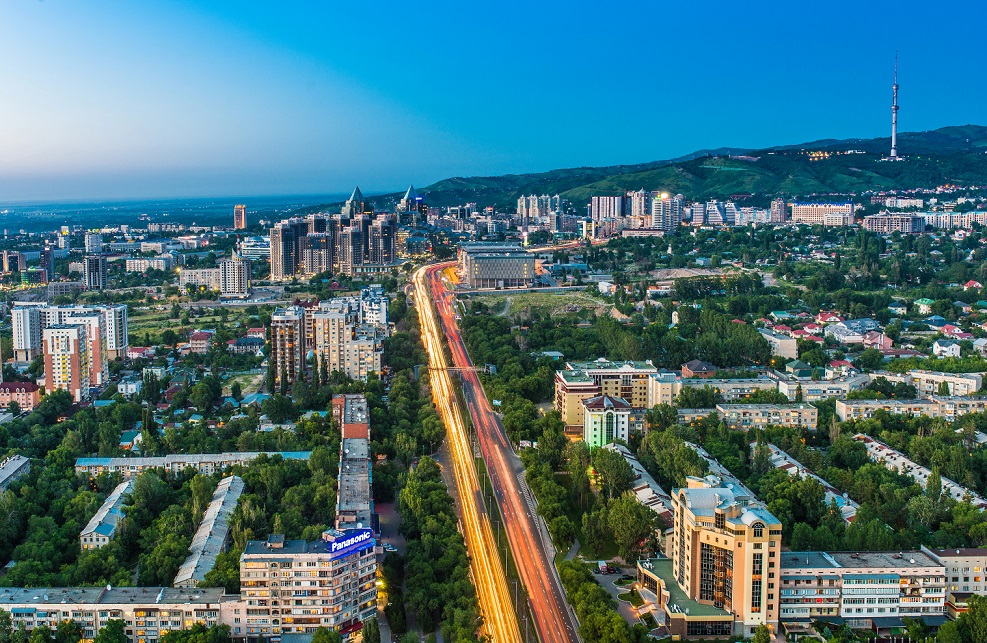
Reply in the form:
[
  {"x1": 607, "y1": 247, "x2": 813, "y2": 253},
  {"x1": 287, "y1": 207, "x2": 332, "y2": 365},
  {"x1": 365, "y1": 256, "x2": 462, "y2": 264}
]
[
  {"x1": 933, "y1": 339, "x2": 961, "y2": 358},
  {"x1": 974, "y1": 338, "x2": 987, "y2": 357},
  {"x1": 888, "y1": 302, "x2": 908, "y2": 316},
  {"x1": 189, "y1": 331, "x2": 213, "y2": 354},
  {"x1": 915, "y1": 298, "x2": 935, "y2": 315},
  {"x1": 825, "y1": 322, "x2": 864, "y2": 344},
  {"x1": 863, "y1": 331, "x2": 893, "y2": 350},
  {"x1": 80, "y1": 480, "x2": 134, "y2": 550},
  {"x1": 964, "y1": 280, "x2": 982, "y2": 291},
  {"x1": 681, "y1": 359, "x2": 717, "y2": 379},
  {"x1": 227, "y1": 336, "x2": 265, "y2": 355}
]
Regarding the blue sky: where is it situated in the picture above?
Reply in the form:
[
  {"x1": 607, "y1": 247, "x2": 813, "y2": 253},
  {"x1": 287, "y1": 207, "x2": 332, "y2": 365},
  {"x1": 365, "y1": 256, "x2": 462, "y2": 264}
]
[{"x1": 1, "y1": 0, "x2": 985, "y2": 200}]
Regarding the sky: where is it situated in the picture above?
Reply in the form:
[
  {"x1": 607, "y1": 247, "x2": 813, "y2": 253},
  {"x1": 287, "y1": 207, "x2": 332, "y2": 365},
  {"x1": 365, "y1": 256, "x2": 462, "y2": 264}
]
[{"x1": 1, "y1": 0, "x2": 986, "y2": 201}]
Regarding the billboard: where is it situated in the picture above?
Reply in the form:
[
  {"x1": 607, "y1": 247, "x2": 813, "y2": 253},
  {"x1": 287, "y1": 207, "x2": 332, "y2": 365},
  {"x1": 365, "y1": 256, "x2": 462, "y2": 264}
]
[{"x1": 325, "y1": 528, "x2": 375, "y2": 560}]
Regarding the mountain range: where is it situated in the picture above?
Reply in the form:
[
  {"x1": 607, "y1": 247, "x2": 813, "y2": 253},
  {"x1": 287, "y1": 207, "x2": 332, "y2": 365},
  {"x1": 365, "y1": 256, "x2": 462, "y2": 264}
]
[{"x1": 301, "y1": 125, "x2": 987, "y2": 213}]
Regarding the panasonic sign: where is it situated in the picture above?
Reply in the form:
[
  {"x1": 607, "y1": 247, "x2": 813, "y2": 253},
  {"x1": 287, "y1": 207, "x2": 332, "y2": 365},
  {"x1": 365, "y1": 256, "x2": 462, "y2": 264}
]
[{"x1": 327, "y1": 528, "x2": 375, "y2": 559}]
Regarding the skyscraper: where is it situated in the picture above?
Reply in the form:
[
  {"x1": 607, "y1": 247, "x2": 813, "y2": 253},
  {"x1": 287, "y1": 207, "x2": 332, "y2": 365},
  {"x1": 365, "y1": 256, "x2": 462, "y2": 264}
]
[
  {"x1": 233, "y1": 204, "x2": 247, "y2": 229},
  {"x1": 269, "y1": 218, "x2": 307, "y2": 280},
  {"x1": 369, "y1": 215, "x2": 397, "y2": 264},
  {"x1": 84, "y1": 233, "x2": 104, "y2": 253},
  {"x1": 39, "y1": 248, "x2": 55, "y2": 283},
  {"x1": 84, "y1": 255, "x2": 108, "y2": 290},
  {"x1": 769, "y1": 198, "x2": 788, "y2": 223}
]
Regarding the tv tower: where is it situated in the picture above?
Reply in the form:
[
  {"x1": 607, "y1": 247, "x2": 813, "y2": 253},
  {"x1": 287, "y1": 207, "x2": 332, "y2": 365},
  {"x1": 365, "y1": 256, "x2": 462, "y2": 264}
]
[{"x1": 890, "y1": 53, "x2": 899, "y2": 158}]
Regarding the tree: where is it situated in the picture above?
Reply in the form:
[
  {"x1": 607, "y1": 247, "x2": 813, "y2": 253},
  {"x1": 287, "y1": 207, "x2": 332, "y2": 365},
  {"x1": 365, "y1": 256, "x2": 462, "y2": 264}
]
[
  {"x1": 310, "y1": 628, "x2": 342, "y2": 643},
  {"x1": 28, "y1": 626, "x2": 51, "y2": 643},
  {"x1": 607, "y1": 493, "x2": 660, "y2": 561},
  {"x1": 0, "y1": 610, "x2": 13, "y2": 643},
  {"x1": 590, "y1": 448, "x2": 633, "y2": 500},
  {"x1": 362, "y1": 619, "x2": 381, "y2": 643},
  {"x1": 857, "y1": 348, "x2": 885, "y2": 371},
  {"x1": 94, "y1": 620, "x2": 127, "y2": 643},
  {"x1": 230, "y1": 380, "x2": 243, "y2": 402},
  {"x1": 55, "y1": 621, "x2": 82, "y2": 643},
  {"x1": 262, "y1": 394, "x2": 297, "y2": 424},
  {"x1": 6, "y1": 401, "x2": 20, "y2": 416},
  {"x1": 751, "y1": 624, "x2": 771, "y2": 643},
  {"x1": 939, "y1": 380, "x2": 952, "y2": 396}
]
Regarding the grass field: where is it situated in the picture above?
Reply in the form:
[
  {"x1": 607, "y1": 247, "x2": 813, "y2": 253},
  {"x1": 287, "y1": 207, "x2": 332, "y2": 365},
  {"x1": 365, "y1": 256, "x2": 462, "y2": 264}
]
[{"x1": 466, "y1": 290, "x2": 607, "y2": 319}]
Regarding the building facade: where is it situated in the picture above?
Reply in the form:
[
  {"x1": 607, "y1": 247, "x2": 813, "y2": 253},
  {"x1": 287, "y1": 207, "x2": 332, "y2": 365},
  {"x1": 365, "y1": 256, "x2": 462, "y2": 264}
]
[
  {"x1": 581, "y1": 395, "x2": 631, "y2": 448},
  {"x1": 43, "y1": 324, "x2": 91, "y2": 402}
]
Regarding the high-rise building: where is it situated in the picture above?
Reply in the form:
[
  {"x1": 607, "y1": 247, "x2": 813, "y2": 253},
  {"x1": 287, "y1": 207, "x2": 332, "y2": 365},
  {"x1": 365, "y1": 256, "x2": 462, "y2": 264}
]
[
  {"x1": 769, "y1": 198, "x2": 787, "y2": 223},
  {"x1": 651, "y1": 193, "x2": 684, "y2": 231},
  {"x1": 11, "y1": 305, "x2": 44, "y2": 362},
  {"x1": 270, "y1": 307, "x2": 305, "y2": 389},
  {"x1": 39, "y1": 248, "x2": 55, "y2": 283},
  {"x1": 14, "y1": 303, "x2": 128, "y2": 363},
  {"x1": 84, "y1": 232, "x2": 104, "y2": 253},
  {"x1": 342, "y1": 186, "x2": 367, "y2": 217},
  {"x1": 705, "y1": 200, "x2": 726, "y2": 226},
  {"x1": 83, "y1": 254, "x2": 108, "y2": 290},
  {"x1": 311, "y1": 299, "x2": 383, "y2": 382},
  {"x1": 233, "y1": 204, "x2": 247, "y2": 229},
  {"x1": 339, "y1": 226, "x2": 365, "y2": 276},
  {"x1": 590, "y1": 195, "x2": 624, "y2": 221},
  {"x1": 269, "y1": 218, "x2": 307, "y2": 280},
  {"x1": 102, "y1": 304, "x2": 129, "y2": 360},
  {"x1": 369, "y1": 215, "x2": 396, "y2": 264},
  {"x1": 219, "y1": 254, "x2": 251, "y2": 298},
  {"x1": 43, "y1": 324, "x2": 91, "y2": 402},
  {"x1": 791, "y1": 202, "x2": 855, "y2": 226},
  {"x1": 300, "y1": 233, "x2": 333, "y2": 276}
]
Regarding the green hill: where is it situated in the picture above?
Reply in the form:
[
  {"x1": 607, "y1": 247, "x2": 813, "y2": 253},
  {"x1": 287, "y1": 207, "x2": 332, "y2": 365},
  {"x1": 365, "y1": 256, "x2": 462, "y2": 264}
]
[{"x1": 293, "y1": 125, "x2": 987, "y2": 214}]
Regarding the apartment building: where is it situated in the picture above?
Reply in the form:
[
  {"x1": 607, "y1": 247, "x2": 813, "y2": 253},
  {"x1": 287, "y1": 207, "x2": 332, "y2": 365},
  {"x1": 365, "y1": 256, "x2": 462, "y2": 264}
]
[
  {"x1": 80, "y1": 480, "x2": 134, "y2": 550},
  {"x1": 311, "y1": 300, "x2": 384, "y2": 382},
  {"x1": 774, "y1": 372, "x2": 870, "y2": 402},
  {"x1": 179, "y1": 268, "x2": 222, "y2": 291},
  {"x1": 83, "y1": 255, "x2": 109, "y2": 290},
  {"x1": 756, "y1": 443, "x2": 858, "y2": 522},
  {"x1": 74, "y1": 452, "x2": 312, "y2": 479},
  {"x1": 604, "y1": 443, "x2": 673, "y2": 526},
  {"x1": 174, "y1": 476, "x2": 245, "y2": 588},
  {"x1": 667, "y1": 478, "x2": 782, "y2": 637},
  {"x1": 758, "y1": 328, "x2": 798, "y2": 360},
  {"x1": 0, "y1": 587, "x2": 238, "y2": 643},
  {"x1": 880, "y1": 370, "x2": 983, "y2": 397},
  {"x1": 44, "y1": 324, "x2": 91, "y2": 402},
  {"x1": 835, "y1": 397, "x2": 987, "y2": 422},
  {"x1": 714, "y1": 404, "x2": 817, "y2": 431},
  {"x1": 0, "y1": 381, "x2": 41, "y2": 411},
  {"x1": 13, "y1": 303, "x2": 128, "y2": 363},
  {"x1": 853, "y1": 434, "x2": 987, "y2": 509},
  {"x1": 921, "y1": 546, "x2": 987, "y2": 616},
  {"x1": 554, "y1": 370, "x2": 600, "y2": 431},
  {"x1": 862, "y1": 213, "x2": 925, "y2": 234},
  {"x1": 219, "y1": 255, "x2": 251, "y2": 298},
  {"x1": 126, "y1": 255, "x2": 177, "y2": 272},
  {"x1": 779, "y1": 550, "x2": 947, "y2": 631},
  {"x1": 271, "y1": 307, "x2": 306, "y2": 389},
  {"x1": 0, "y1": 455, "x2": 31, "y2": 492}
]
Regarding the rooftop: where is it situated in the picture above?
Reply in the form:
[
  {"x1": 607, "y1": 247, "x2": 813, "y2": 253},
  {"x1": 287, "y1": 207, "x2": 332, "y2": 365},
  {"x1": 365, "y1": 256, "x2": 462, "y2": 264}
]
[
  {"x1": 0, "y1": 586, "x2": 228, "y2": 606},
  {"x1": 173, "y1": 476, "x2": 245, "y2": 586},
  {"x1": 639, "y1": 559, "x2": 730, "y2": 618}
]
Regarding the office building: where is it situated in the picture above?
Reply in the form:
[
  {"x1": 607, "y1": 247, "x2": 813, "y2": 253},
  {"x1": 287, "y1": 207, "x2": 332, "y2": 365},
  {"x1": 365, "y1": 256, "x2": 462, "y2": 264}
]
[
  {"x1": 43, "y1": 324, "x2": 91, "y2": 402},
  {"x1": 715, "y1": 404, "x2": 817, "y2": 431},
  {"x1": 174, "y1": 476, "x2": 245, "y2": 588},
  {"x1": 790, "y1": 202, "x2": 855, "y2": 226},
  {"x1": 80, "y1": 479, "x2": 134, "y2": 550},
  {"x1": 233, "y1": 204, "x2": 247, "y2": 230},
  {"x1": 567, "y1": 359, "x2": 658, "y2": 408},
  {"x1": 74, "y1": 452, "x2": 312, "y2": 479},
  {"x1": 457, "y1": 242, "x2": 536, "y2": 289},
  {"x1": 271, "y1": 307, "x2": 306, "y2": 389},
  {"x1": 84, "y1": 233, "x2": 104, "y2": 253},
  {"x1": 581, "y1": 395, "x2": 631, "y2": 448},
  {"x1": 862, "y1": 213, "x2": 925, "y2": 234},
  {"x1": 665, "y1": 477, "x2": 783, "y2": 637},
  {"x1": 0, "y1": 455, "x2": 31, "y2": 492},
  {"x1": 83, "y1": 255, "x2": 108, "y2": 290},
  {"x1": 219, "y1": 255, "x2": 251, "y2": 298},
  {"x1": 239, "y1": 236, "x2": 271, "y2": 262}
]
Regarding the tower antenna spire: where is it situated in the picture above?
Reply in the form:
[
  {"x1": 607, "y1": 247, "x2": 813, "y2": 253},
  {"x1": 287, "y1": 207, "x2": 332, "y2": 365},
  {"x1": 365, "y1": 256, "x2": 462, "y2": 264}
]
[{"x1": 890, "y1": 52, "x2": 899, "y2": 158}]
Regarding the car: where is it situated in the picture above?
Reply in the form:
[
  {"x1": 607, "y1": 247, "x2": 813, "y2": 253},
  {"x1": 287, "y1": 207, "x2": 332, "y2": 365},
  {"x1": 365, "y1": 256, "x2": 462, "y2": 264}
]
[
  {"x1": 621, "y1": 574, "x2": 634, "y2": 581},
  {"x1": 383, "y1": 543, "x2": 397, "y2": 552}
]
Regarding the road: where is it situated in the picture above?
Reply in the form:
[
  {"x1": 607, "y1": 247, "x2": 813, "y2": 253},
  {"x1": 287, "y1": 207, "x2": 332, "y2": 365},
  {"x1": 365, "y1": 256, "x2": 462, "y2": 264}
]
[
  {"x1": 419, "y1": 263, "x2": 579, "y2": 643},
  {"x1": 411, "y1": 267, "x2": 522, "y2": 643}
]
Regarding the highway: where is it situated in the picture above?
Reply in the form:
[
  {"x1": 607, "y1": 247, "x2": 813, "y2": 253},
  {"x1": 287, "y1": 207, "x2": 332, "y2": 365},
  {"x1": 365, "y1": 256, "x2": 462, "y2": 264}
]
[
  {"x1": 419, "y1": 263, "x2": 579, "y2": 643},
  {"x1": 411, "y1": 267, "x2": 522, "y2": 643}
]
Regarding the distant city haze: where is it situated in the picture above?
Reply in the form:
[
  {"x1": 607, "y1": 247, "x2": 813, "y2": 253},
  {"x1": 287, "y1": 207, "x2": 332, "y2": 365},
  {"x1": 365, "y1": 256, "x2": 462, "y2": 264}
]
[{"x1": 1, "y1": 0, "x2": 985, "y2": 201}]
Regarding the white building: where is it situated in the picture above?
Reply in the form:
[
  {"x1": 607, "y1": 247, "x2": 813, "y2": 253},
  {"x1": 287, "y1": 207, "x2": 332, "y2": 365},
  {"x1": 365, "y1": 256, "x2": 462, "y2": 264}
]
[
  {"x1": 219, "y1": 255, "x2": 251, "y2": 298},
  {"x1": 791, "y1": 202, "x2": 855, "y2": 226}
]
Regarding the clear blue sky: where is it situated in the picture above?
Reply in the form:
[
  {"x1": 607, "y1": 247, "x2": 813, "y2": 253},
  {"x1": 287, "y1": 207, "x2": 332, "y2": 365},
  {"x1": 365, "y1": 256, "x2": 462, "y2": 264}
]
[{"x1": 1, "y1": 0, "x2": 985, "y2": 200}]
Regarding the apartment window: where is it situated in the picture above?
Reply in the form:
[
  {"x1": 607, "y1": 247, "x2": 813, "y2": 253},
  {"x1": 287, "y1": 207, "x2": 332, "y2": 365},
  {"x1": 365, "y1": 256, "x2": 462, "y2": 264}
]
[{"x1": 753, "y1": 523, "x2": 764, "y2": 538}]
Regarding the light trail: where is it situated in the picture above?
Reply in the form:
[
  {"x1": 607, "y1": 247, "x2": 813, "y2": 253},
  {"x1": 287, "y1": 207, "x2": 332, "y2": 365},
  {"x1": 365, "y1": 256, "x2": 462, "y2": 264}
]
[
  {"x1": 411, "y1": 267, "x2": 522, "y2": 643},
  {"x1": 421, "y1": 263, "x2": 579, "y2": 643}
]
